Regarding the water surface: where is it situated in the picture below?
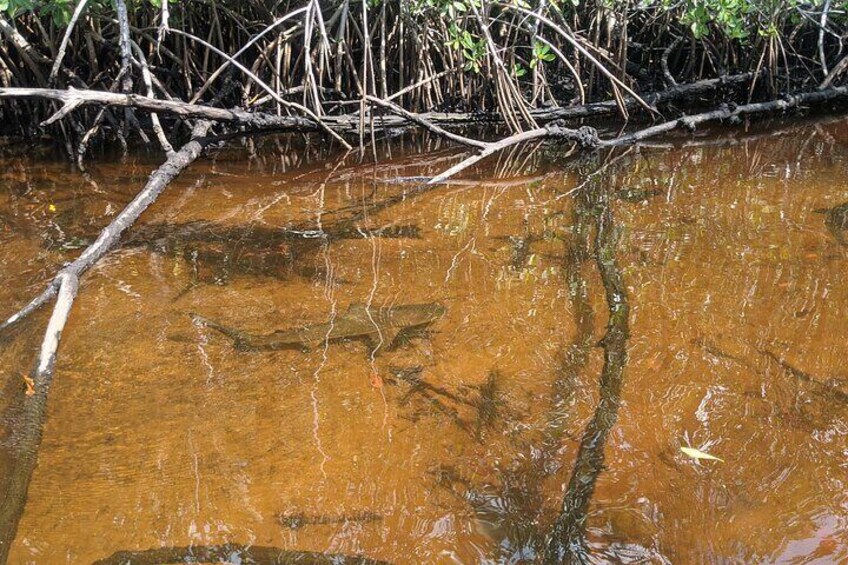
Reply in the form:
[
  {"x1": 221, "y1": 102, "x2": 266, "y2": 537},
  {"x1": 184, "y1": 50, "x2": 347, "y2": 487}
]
[{"x1": 1, "y1": 118, "x2": 847, "y2": 563}]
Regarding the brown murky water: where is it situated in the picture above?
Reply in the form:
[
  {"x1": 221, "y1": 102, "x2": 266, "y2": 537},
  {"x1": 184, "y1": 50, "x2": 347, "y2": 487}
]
[{"x1": 1, "y1": 118, "x2": 847, "y2": 564}]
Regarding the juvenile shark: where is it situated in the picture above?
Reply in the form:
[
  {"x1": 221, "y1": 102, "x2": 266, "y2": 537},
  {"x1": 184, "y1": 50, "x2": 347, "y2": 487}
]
[{"x1": 191, "y1": 302, "x2": 446, "y2": 351}]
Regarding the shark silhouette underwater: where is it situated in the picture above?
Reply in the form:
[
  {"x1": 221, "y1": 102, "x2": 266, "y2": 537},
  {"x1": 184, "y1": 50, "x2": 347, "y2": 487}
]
[{"x1": 191, "y1": 302, "x2": 446, "y2": 352}]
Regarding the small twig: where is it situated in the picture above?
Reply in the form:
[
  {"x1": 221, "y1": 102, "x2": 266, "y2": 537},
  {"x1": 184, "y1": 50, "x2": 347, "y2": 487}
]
[
  {"x1": 818, "y1": 0, "x2": 832, "y2": 76},
  {"x1": 40, "y1": 96, "x2": 83, "y2": 126},
  {"x1": 820, "y1": 53, "x2": 848, "y2": 89},
  {"x1": 48, "y1": 0, "x2": 90, "y2": 85},
  {"x1": 131, "y1": 41, "x2": 175, "y2": 155}
]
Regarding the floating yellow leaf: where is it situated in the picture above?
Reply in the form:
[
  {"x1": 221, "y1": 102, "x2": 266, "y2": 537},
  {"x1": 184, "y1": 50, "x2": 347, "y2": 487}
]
[
  {"x1": 680, "y1": 446, "x2": 723, "y2": 462},
  {"x1": 48, "y1": 204, "x2": 56, "y2": 212}
]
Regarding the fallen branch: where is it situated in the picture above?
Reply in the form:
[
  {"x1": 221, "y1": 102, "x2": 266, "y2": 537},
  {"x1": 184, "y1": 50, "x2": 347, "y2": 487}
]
[
  {"x1": 2, "y1": 121, "x2": 212, "y2": 332},
  {"x1": 605, "y1": 85, "x2": 848, "y2": 146},
  {"x1": 428, "y1": 124, "x2": 599, "y2": 185},
  {"x1": 419, "y1": 85, "x2": 848, "y2": 185},
  {"x1": 821, "y1": 53, "x2": 848, "y2": 89},
  {"x1": 347, "y1": 72, "x2": 760, "y2": 130},
  {"x1": 365, "y1": 95, "x2": 487, "y2": 149},
  {"x1": 0, "y1": 87, "x2": 321, "y2": 131},
  {"x1": 0, "y1": 123, "x2": 212, "y2": 563},
  {"x1": 91, "y1": 545, "x2": 393, "y2": 565},
  {"x1": 2, "y1": 72, "x2": 760, "y2": 134}
]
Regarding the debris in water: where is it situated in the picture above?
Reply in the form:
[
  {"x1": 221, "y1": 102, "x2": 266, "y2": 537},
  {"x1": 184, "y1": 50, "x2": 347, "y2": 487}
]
[
  {"x1": 23, "y1": 375, "x2": 35, "y2": 396},
  {"x1": 680, "y1": 446, "x2": 724, "y2": 462}
]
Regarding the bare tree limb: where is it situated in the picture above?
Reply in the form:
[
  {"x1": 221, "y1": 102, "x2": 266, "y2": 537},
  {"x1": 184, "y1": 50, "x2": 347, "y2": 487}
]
[
  {"x1": 821, "y1": 53, "x2": 848, "y2": 89},
  {"x1": 1, "y1": 72, "x2": 760, "y2": 136},
  {"x1": 819, "y1": 0, "x2": 832, "y2": 76},
  {"x1": 0, "y1": 122, "x2": 212, "y2": 564},
  {"x1": 605, "y1": 86, "x2": 848, "y2": 146},
  {"x1": 1, "y1": 121, "x2": 211, "y2": 333},
  {"x1": 365, "y1": 95, "x2": 487, "y2": 149},
  {"x1": 131, "y1": 41, "x2": 175, "y2": 155},
  {"x1": 428, "y1": 124, "x2": 599, "y2": 185},
  {"x1": 0, "y1": 87, "x2": 321, "y2": 131},
  {"x1": 0, "y1": 16, "x2": 48, "y2": 86}
]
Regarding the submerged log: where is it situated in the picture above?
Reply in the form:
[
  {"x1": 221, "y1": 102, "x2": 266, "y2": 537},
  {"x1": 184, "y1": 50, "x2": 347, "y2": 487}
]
[{"x1": 91, "y1": 545, "x2": 393, "y2": 565}]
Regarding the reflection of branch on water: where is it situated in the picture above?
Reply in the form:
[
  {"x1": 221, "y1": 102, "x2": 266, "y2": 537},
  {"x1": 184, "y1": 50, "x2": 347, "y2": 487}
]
[
  {"x1": 815, "y1": 201, "x2": 848, "y2": 247},
  {"x1": 549, "y1": 183, "x2": 597, "y2": 423},
  {"x1": 473, "y1": 372, "x2": 504, "y2": 440},
  {"x1": 410, "y1": 157, "x2": 633, "y2": 563},
  {"x1": 759, "y1": 349, "x2": 848, "y2": 406},
  {"x1": 394, "y1": 366, "x2": 470, "y2": 406},
  {"x1": 393, "y1": 366, "x2": 506, "y2": 440},
  {"x1": 693, "y1": 337, "x2": 848, "y2": 407},
  {"x1": 493, "y1": 226, "x2": 546, "y2": 272},
  {"x1": 395, "y1": 366, "x2": 472, "y2": 432},
  {"x1": 544, "y1": 177, "x2": 631, "y2": 563},
  {"x1": 0, "y1": 366, "x2": 52, "y2": 563},
  {"x1": 91, "y1": 545, "x2": 393, "y2": 565}
]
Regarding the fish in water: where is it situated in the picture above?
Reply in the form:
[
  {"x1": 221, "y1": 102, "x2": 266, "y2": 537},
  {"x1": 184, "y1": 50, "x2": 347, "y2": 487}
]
[
  {"x1": 814, "y1": 202, "x2": 848, "y2": 246},
  {"x1": 191, "y1": 302, "x2": 446, "y2": 351},
  {"x1": 277, "y1": 511, "x2": 383, "y2": 530}
]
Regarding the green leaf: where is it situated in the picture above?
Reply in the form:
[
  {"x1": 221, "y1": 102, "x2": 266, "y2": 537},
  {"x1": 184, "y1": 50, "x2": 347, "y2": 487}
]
[{"x1": 680, "y1": 446, "x2": 724, "y2": 462}]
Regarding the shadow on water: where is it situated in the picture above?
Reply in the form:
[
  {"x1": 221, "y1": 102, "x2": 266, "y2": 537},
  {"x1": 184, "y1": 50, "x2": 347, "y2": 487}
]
[
  {"x1": 814, "y1": 201, "x2": 848, "y2": 246},
  {"x1": 543, "y1": 161, "x2": 631, "y2": 564},
  {"x1": 127, "y1": 219, "x2": 422, "y2": 292},
  {"x1": 423, "y1": 151, "x2": 635, "y2": 563},
  {"x1": 0, "y1": 139, "x2": 558, "y2": 564}
]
